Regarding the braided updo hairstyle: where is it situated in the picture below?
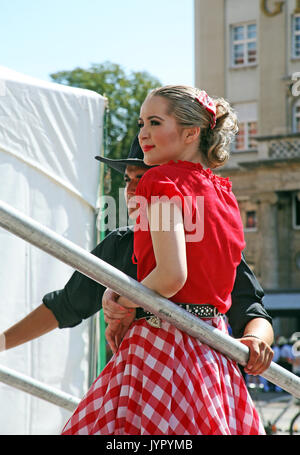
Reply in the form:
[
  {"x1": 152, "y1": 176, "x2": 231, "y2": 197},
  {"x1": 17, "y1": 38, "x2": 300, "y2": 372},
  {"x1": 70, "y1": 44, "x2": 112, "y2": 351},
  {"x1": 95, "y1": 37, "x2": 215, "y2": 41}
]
[{"x1": 146, "y1": 85, "x2": 238, "y2": 169}]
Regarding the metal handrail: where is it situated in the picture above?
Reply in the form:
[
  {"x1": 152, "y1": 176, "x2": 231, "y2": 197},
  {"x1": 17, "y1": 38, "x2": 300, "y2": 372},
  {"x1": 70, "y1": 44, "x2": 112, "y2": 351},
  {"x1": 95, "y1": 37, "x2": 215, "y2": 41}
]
[
  {"x1": 0, "y1": 363, "x2": 80, "y2": 412},
  {"x1": 1, "y1": 199, "x2": 300, "y2": 399}
]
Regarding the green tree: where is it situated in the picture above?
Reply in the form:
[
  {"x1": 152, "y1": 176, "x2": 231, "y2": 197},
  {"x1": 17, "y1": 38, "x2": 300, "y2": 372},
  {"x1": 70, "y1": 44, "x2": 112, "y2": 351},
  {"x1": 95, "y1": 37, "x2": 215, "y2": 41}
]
[{"x1": 50, "y1": 62, "x2": 161, "y2": 220}]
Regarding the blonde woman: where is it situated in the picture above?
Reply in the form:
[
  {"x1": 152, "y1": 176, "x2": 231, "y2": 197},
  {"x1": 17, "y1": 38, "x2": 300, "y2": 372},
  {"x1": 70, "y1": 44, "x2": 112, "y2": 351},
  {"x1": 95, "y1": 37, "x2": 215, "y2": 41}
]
[{"x1": 62, "y1": 86, "x2": 273, "y2": 435}]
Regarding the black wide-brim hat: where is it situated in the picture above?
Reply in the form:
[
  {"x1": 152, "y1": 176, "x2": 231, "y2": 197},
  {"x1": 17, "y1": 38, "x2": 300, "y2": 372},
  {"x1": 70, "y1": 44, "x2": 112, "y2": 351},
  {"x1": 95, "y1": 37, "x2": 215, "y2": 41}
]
[{"x1": 95, "y1": 134, "x2": 151, "y2": 174}]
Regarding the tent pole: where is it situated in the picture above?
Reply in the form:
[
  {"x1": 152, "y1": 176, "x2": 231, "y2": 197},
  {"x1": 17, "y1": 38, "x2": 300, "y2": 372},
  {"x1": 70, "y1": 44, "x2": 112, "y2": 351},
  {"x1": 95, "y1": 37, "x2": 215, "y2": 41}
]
[{"x1": 96, "y1": 104, "x2": 109, "y2": 376}]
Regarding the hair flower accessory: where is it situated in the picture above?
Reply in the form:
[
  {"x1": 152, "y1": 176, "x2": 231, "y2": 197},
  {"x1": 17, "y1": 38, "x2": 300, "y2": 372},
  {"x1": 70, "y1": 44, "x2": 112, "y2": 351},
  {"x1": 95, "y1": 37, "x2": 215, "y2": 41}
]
[{"x1": 195, "y1": 90, "x2": 217, "y2": 129}]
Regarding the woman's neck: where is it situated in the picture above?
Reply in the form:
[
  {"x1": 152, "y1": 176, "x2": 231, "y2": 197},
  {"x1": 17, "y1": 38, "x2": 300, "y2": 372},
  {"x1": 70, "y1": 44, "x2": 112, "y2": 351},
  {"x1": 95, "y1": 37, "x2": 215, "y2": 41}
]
[{"x1": 174, "y1": 148, "x2": 208, "y2": 169}]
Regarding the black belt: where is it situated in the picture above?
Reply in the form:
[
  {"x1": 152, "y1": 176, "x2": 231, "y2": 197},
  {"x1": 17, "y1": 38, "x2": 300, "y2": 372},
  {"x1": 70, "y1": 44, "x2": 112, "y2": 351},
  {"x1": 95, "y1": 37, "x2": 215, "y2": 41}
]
[{"x1": 136, "y1": 304, "x2": 220, "y2": 328}]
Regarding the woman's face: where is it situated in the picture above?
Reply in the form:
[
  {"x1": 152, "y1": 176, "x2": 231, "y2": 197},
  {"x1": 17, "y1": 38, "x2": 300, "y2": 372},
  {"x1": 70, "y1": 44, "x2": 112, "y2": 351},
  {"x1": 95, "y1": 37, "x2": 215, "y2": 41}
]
[{"x1": 138, "y1": 96, "x2": 185, "y2": 166}]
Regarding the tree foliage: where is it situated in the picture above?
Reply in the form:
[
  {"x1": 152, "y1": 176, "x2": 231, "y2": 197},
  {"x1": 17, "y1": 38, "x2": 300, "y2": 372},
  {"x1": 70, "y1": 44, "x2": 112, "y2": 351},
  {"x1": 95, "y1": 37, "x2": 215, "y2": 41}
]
[{"x1": 50, "y1": 62, "x2": 161, "y2": 212}]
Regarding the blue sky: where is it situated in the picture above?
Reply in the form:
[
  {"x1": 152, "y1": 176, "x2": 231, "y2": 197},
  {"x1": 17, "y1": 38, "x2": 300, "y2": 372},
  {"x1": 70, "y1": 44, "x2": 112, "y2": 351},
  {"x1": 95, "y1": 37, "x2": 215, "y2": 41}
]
[{"x1": 0, "y1": 0, "x2": 194, "y2": 87}]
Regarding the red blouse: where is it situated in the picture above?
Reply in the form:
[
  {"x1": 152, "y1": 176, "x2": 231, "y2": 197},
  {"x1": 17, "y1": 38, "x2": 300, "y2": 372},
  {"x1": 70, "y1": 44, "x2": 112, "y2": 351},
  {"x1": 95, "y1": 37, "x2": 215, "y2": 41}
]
[{"x1": 133, "y1": 160, "x2": 245, "y2": 314}]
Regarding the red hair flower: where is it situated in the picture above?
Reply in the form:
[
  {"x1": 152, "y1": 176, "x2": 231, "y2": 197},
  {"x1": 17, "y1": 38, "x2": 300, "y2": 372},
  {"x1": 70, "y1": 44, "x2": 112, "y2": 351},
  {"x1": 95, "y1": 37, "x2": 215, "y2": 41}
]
[{"x1": 195, "y1": 90, "x2": 216, "y2": 129}]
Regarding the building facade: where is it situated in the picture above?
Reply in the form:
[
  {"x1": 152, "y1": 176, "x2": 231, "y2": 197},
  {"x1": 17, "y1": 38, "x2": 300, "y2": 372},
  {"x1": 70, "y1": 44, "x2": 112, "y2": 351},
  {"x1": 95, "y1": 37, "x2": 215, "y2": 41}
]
[{"x1": 195, "y1": 0, "x2": 300, "y2": 336}]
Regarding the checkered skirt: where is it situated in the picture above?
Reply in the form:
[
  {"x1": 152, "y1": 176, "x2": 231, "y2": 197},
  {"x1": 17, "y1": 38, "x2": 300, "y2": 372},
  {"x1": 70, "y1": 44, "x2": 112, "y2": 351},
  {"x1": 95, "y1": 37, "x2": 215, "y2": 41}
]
[{"x1": 61, "y1": 316, "x2": 265, "y2": 435}]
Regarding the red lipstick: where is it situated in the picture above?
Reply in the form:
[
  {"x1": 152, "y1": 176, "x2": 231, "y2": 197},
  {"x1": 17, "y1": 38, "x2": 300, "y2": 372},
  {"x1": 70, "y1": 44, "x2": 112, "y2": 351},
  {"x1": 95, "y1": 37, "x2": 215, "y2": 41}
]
[{"x1": 143, "y1": 145, "x2": 154, "y2": 152}]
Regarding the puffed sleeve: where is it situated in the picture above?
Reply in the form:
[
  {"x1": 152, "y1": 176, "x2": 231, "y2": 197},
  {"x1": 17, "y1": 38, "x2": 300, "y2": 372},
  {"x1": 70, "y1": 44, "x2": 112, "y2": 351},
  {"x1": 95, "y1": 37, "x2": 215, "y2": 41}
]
[{"x1": 135, "y1": 167, "x2": 185, "y2": 208}]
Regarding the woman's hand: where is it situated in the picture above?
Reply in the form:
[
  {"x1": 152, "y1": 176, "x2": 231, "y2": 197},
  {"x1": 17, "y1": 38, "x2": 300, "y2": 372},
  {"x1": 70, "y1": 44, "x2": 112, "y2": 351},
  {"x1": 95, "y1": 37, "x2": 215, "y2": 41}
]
[
  {"x1": 105, "y1": 313, "x2": 136, "y2": 354},
  {"x1": 102, "y1": 289, "x2": 137, "y2": 353},
  {"x1": 239, "y1": 335, "x2": 274, "y2": 375},
  {"x1": 102, "y1": 289, "x2": 136, "y2": 324}
]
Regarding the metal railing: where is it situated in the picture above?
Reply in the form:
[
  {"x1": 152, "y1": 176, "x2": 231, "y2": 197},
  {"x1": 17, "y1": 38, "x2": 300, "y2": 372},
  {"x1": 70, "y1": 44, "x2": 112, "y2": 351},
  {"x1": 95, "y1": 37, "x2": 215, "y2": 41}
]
[
  {"x1": 1, "y1": 199, "x2": 300, "y2": 400},
  {"x1": 0, "y1": 364, "x2": 80, "y2": 412}
]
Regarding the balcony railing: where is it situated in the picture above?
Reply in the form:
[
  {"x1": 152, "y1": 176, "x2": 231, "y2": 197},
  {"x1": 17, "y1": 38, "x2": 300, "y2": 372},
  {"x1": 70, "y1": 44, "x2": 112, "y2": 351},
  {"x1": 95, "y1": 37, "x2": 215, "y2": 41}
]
[
  {"x1": 225, "y1": 133, "x2": 300, "y2": 169},
  {"x1": 256, "y1": 133, "x2": 300, "y2": 161},
  {"x1": 268, "y1": 136, "x2": 300, "y2": 159}
]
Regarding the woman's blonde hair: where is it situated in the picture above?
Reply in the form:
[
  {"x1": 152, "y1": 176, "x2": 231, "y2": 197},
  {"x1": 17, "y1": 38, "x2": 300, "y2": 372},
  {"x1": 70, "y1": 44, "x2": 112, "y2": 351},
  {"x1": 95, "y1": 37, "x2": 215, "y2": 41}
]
[{"x1": 146, "y1": 85, "x2": 238, "y2": 169}]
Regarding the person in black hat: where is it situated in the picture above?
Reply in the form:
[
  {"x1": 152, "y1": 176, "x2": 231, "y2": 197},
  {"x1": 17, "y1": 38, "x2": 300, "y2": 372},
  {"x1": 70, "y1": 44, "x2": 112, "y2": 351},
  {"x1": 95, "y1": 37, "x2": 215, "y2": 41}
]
[
  {"x1": 1, "y1": 135, "x2": 272, "y2": 375},
  {"x1": 95, "y1": 134, "x2": 152, "y2": 174}
]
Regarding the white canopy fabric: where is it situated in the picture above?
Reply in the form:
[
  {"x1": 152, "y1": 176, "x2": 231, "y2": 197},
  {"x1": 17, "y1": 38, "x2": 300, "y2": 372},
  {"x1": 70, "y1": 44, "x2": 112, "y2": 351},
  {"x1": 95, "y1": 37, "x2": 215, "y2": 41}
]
[{"x1": 0, "y1": 67, "x2": 106, "y2": 434}]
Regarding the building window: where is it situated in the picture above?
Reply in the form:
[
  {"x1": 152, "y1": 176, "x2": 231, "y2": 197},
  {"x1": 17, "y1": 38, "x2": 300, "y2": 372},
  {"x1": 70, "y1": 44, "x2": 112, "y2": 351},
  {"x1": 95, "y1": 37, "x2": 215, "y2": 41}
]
[
  {"x1": 238, "y1": 201, "x2": 258, "y2": 232},
  {"x1": 293, "y1": 193, "x2": 300, "y2": 229},
  {"x1": 292, "y1": 14, "x2": 300, "y2": 59},
  {"x1": 293, "y1": 99, "x2": 300, "y2": 132},
  {"x1": 231, "y1": 23, "x2": 257, "y2": 67},
  {"x1": 233, "y1": 121, "x2": 258, "y2": 151},
  {"x1": 245, "y1": 210, "x2": 257, "y2": 230}
]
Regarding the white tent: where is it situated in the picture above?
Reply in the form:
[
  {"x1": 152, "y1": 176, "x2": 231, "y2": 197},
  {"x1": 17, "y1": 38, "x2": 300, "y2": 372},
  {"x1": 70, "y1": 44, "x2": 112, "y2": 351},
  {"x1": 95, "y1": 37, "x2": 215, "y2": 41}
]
[{"x1": 0, "y1": 67, "x2": 107, "y2": 434}]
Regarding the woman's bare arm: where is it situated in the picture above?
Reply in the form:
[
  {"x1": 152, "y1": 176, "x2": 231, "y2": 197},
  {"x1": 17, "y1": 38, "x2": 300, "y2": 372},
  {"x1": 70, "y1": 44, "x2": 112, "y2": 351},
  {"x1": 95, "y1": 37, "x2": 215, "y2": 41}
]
[
  {"x1": 105, "y1": 201, "x2": 187, "y2": 350},
  {"x1": 118, "y1": 200, "x2": 187, "y2": 309}
]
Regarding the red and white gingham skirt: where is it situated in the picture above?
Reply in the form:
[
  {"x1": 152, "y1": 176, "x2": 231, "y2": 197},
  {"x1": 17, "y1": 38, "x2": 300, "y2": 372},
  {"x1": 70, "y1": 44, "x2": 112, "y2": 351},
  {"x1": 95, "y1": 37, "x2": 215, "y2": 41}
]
[{"x1": 61, "y1": 316, "x2": 265, "y2": 435}]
